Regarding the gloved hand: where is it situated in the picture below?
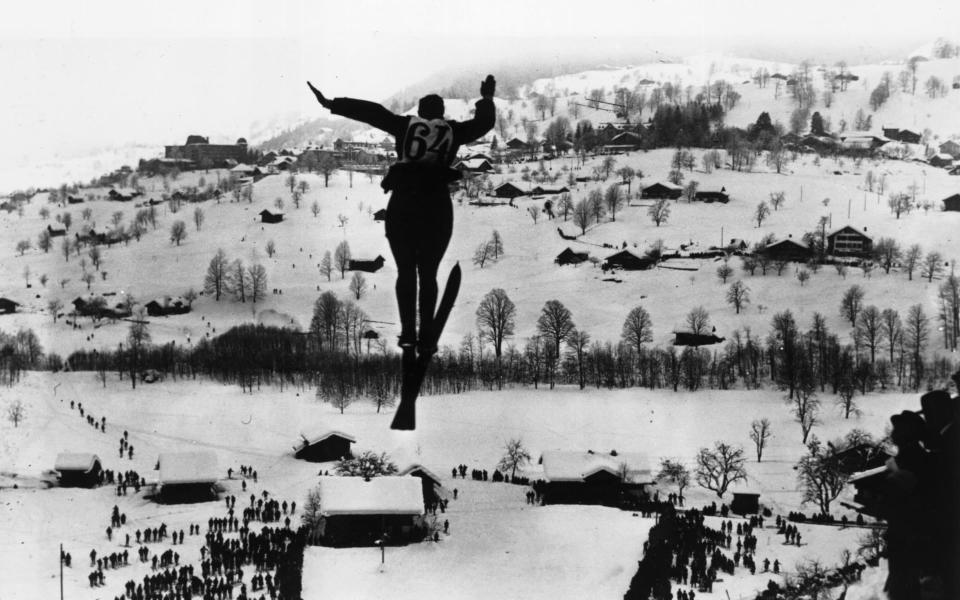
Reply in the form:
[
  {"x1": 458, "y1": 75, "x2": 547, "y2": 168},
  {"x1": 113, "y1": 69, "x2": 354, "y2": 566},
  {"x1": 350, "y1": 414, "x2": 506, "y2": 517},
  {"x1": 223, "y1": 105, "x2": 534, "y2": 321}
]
[
  {"x1": 307, "y1": 81, "x2": 332, "y2": 108},
  {"x1": 480, "y1": 74, "x2": 496, "y2": 99}
]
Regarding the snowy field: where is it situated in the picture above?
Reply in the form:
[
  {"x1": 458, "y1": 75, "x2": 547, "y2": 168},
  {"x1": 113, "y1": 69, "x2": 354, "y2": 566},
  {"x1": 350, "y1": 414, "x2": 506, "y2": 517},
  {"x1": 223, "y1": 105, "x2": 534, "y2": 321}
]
[{"x1": 0, "y1": 371, "x2": 919, "y2": 599}]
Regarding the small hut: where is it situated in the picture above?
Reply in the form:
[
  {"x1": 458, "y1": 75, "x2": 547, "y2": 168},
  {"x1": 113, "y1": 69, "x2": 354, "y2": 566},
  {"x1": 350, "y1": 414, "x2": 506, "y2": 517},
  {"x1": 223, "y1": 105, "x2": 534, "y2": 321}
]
[
  {"x1": 55, "y1": 453, "x2": 102, "y2": 487},
  {"x1": 314, "y1": 476, "x2": 425, "y2": 546},
  {"x1": 399, "y1": 464, "x2": 446, "y2": 505},
  {"x1": 555, "y1": 247, "x2": 589, "y2": 266},
  {"x1": 259, "y1": 209, "x2": 284, "y2": 224},
  {"x1": 157, "y1": 451, "x2": 219, "y2": 502},
  {"x1": 729, "y1": 483, "x2": 761, "y2": 515},
  {"x1": 0, "y1": 298, "x2": 19, "y2": 314},
  {"x1": 293, "y1": 431, "x2": 356, "y2": 463},
  {"x1": 942, "y1": 193, "x2": 960, "y2": 211}
]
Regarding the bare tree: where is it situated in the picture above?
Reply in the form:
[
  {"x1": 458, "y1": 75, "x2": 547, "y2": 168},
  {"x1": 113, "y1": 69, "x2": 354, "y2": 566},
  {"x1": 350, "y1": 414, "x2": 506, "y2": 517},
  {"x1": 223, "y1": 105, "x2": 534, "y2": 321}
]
[
  {"x1": 572, "y1": 198, "x2": 591, "y2": 235},
  {"x1": 902, "y1": 244, "x2": 922, "y2": 280},
  {"x1": 526, "y1": 205, "x2": 540, "y2": 224},
  {"x1": 685, "y1": 306, "x2": 711, "y2": 335},
  {"x1": 473, "y1": 242, "x2": 493, "y2": 268},
  {"x1": 856, "y1": 305, "x2": 883, "y2": 364},
  {"x1": 604, "y1": 183, "x2": 624, "y2": 221},
  {"x1": 81, "y1": 271, "x2": 95, "y2": 290},
  {"x1": 476, "y1": 288, "x2": 517, "y2": 389},
  {"x1": 922, "y1": 251, "x2": 943, "y2": 282},
  {"x1": 537, "y1": 300, "x2": 575, "y2": 358},
  {"x1": 266, "y1": 239, "x2": 277, "y2": 258},
  {"x1": 334, "y1": 240, "x2": 351, "y2": 278},
  {"x1": 204, "y1": 249, "x2": 230, "y2": 301},
  {"x1": 657, "y1": 459, "x2": 691, "y2": 499},
  {"x1": 88, "y1": 246, "x2": 102, "y2": 270},
  {"x1": 749, "y1": 418, "x2": 772, "y2": 462},
  {"x1": 348, "y1": 271, "x2": 366, "y2": 300},
  {"x1": 904, "y1": 304, "x2": 929, "y2": 389},
  {"x1": 15, "y1": 239, "x2": 31, "y2": 256},
  {"x1": 193, "y1": 207, "x2": 205, "y2": 231},
  {"x1": 726, "y1": 281, "x2": 750, "y2": 314},
  {"x1": 47, "y1": 298, "x2": 63, "y2": 322},
  {"x1": 320, "y1": 251, "x2": 333, "y2": 281},
  {"x1": 311, "y1": 200, "x2": 320, "y2": 218},
  {"x1": 621, "y1": 305, "x2": 653, "y2": 355},
  {"x1": 796, "y1": 438, "x2": 847, "y2": 516},
  {"x1": 716, "y1": 261, "x2": 733, "y2": 284},
  {"x1": 497, "y1": 438, "x2": 531, "y2": 479},
  {"x1": 840, "y1": 285, "x2": 865, "y2": 327},
  {"x1": 7, "y1": 400, "x2": 25, "y2": 427},
  {"x1": 754, "y1": 201, "x2": 771, "y2": 227},
  {"x1": 169, "y1": 220, "x2": 187, "y2": 246},
  {"x1": 797, "y1": 268, "x2": 810, "y2": 286},
  {"x1": 37, "y1": 229, "x2": 52, "y2": 253},
  {"x1": 789, "y1": 385, "x2": 820, "y2": 443},
  {"x1": 695, "y1": 442, "x2": 747, "y2": 498},
  {"x1": 247, "y1": 264, "x2": 267, "y2": 303},
  {"x1": 648, "y1": 197, "x2": 671, "y2": 227}
]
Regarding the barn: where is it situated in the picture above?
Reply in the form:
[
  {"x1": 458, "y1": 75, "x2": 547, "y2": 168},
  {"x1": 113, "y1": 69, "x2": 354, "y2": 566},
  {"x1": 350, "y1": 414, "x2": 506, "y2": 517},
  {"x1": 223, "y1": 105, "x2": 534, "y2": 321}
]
[
  {"x1": 530, "y1": 186, "x2": 570, "y2": 196},
  {"x1": 398, "y1": 464, "x2": 446, "y2": 506},
  {"x1": 602, "y1": 250, "x2": 654, "y2": 271},
  {"x1": 145, "y1": 296, "x2": 190, "y2": 317},
  {"x1": 314, "y1": 476, "x2": 425, "y2": 546},
  {"x1": 67, "y1": 193, "x2": 85, "y2": 204},
  {"x1": 694, "y1": 189, "x2": 730, "y2": 203},
  {"x1": 108, "y1": 188, "x2": 140, "y2": 202},
  {"x1": 943, "y1": 194, "x2": 960, "y2": 211},
  {"x1": 729, "y1": 484, "x2": 761, "y2": 516},
  {"x1": 293, "y1": 431, "x2": 356, "y2": 463},
  {"x1": 761, "y1": 237, "x2": 812, "y2": 262},
  {"x1": 826, "y1": 226, "x2": 873, "y2": 255},
  {"x1": 348, "y1": 256, "x2": 386, "y2": 273},
  {"x1": 55, "y1": 453, "x2": 102, "y2": 487},
  {"x1": 259, "y1": 209, "x2": 284, "y2": 224},
  {"x1": 157, "y1": 451, "x2": 219, "y2": 502},
  {"x1": 493, "y1": 182, "x2": 526, "y2": 199},
  {"x1": 538, "y1": 450, "x2": 654, "y2": 506},
  {"x1": 0, "y1": 298, "x2": 19, "y2": 314},
  {"x1": 641, "y1": 182, "x2": 683, "y2": 199},
  {"x1": 47, "y1": 224, "x2": 66, "y2": 237},
  {"x1": 555, "y1": 247, "x2": 589, "y2": 265}
]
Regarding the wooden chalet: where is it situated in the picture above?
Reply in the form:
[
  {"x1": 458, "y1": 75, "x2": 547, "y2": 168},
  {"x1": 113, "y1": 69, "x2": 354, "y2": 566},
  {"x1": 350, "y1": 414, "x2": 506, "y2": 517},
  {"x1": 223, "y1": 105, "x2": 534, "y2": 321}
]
[
  {"x1": 555, "y1": 247, "x2": 589, "y2": 266},
  {"x1": 259, "y1": 209, "x2": 284, "y2": 224},
  {"x1": 314, "y1": 476, "x2": 425, "y2": 546},
  {"x1": 157, "y1": 451, "x2": 219, "y2": 502},
  {"x1": 883, "y1": 128, "x2": 922, "y2": 144},
  {"x1": 942, "y1": 193, "x2": 960, "y2": 211},
  {"x1": 493, "y1": 182, "x2": 526, "y2": 199},
  {"x1": 454, "y1": 157, "x2": 493, "y2": 173},
  {"x1": 729, "y1": 484, "x2": 761, "y2": 515},
  {"x1": 840, "y1": 134, "x2": 888, "y2": 151},
  {"x1": 47, "y1": 224, "x2": 66, "y2": 237},
  {"x1": 602, "y1": 250, "x2": 654, "y2": 271},
  {"x1": 0, "y1": 298, "x2": 20, "y2": 314},
  {"x1": 641, "y1": 182, "x2": 682, "y2": 199},
  {"x1": 55, "y1": 453, "x2": 102, "y2": 487},
  {"x1": 530, "y1": 186, "x2": 570, "y2": 196},
  {"x1": 673, "y1": 332, "x2": 725, "y2": 346},
  {"x1": 929, "y1": 153, "x2": 954, "y2": 168},
  {"x1": 504, "y1": 138, "x2": 529, "y2": 152},
  {"x1": 348, "y1": 255, "x2": 386, "y2": 273},
  {"x1": 939, "y1": 140, "x2": 960, "y2": 159},
  {"x1": 538, "y1": 450, "x2": 654, "y2": 506},
  {"x1": 108, "y1": 188, "x2": 140, "y2": 202},
  {"x1": 846, "y1": 464, "x2": 889, "y2": 518},
  {"x1": 145, "y1": 296, "x2": 190, "y2": 317},
  {"x1": 826, "y1": 226, "x2": 873, "y2": 255},
  {"x1": 399, "y1": 464, "x2": 445, "y2": 505},
  {"x1": 761, "y1": 237, "x2": 812, "y2": 262},
  {"x1": 293, "y1": 431, "x2": 356, "y2": 463},
  {"x1": 694, "y1": 189, "x2": 730, "y2": 203}
]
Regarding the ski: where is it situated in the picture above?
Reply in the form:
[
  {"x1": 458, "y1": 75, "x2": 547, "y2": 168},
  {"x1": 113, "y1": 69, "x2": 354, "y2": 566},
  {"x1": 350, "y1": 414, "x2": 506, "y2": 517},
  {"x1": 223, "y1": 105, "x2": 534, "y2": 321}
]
[{"x1": 391, "y1": 262, "x2": 461, "y2": 430}]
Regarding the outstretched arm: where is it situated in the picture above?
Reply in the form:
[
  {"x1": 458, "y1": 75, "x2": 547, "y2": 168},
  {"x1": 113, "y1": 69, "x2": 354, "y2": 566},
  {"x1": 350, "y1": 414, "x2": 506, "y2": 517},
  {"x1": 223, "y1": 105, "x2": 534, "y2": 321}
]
[
  {"x1": 306, "y1": 81, "x2": 405, "y2": 136},
  {"x1": 452, "y1": 75, "x2": 496, "y2": 145}
]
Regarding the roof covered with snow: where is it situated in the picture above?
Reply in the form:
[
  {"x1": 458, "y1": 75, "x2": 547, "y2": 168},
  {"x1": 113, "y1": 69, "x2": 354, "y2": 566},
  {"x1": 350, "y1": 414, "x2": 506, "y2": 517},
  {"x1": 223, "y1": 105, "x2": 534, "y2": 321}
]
[
  {"x1": 302, "y1": 430, "x2": 356, "y2": 447},
  {"x1": 398, "y1": 464, "x2": 443, "y2": 485},
  {"x1": 318, "y1": 476, "x2": 424, "y2": 516},
  {"x1": 539, "y1": 451, "x2": 653, "y2": 485},
  {"x1": 54, "y1": 453, "x2": 100, "y2": 472},
  {"x1": 158, "y1": 451, "x2": 219, "y2": 485}
]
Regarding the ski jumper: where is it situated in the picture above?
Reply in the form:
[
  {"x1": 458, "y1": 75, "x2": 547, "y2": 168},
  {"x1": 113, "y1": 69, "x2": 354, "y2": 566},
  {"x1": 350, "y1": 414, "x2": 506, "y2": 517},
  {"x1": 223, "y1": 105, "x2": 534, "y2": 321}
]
[{"x1": 327, "y1": 96, "x2": 495, "y2": 345}]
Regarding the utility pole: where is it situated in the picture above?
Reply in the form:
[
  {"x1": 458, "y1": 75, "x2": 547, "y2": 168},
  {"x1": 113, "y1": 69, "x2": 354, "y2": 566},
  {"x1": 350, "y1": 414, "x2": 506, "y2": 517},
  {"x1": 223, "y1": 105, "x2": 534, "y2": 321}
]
[{"x1": 60, "y1": 543, "x2": 64, "y2": 600}]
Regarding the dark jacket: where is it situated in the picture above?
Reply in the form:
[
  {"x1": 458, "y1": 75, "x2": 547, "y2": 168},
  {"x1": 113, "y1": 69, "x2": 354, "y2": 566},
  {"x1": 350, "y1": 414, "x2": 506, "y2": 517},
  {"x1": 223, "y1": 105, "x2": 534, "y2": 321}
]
[{"x1": 328, "y1": 96, "x2": 495, "y2": 192}]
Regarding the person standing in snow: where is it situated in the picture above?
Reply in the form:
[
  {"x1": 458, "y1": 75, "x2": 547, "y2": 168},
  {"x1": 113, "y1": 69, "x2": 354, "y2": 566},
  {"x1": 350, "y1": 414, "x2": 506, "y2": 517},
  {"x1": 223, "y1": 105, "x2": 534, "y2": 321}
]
[{"x1": 307, "y1": 76, "x2": 496, "y2": 353}]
